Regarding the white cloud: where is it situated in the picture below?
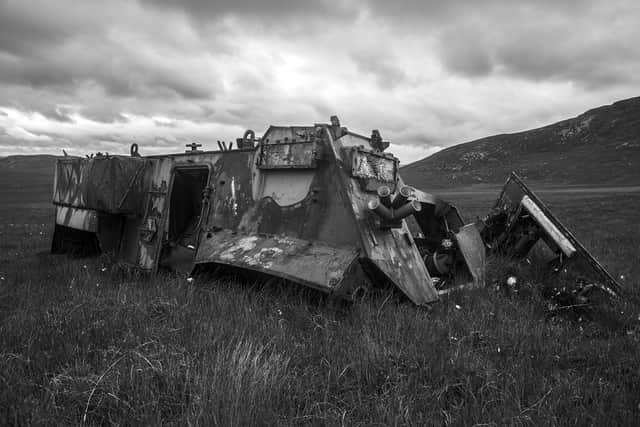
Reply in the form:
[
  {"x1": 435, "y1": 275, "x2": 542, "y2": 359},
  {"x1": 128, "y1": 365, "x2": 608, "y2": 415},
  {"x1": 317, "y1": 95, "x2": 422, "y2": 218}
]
[{"x1": 3, "y1": 124, "x2": 52, "y2": 142}]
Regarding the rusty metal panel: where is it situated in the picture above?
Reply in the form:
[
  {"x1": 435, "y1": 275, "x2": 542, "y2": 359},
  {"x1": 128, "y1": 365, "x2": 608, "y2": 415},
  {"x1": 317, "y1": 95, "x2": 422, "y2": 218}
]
[
  {"x1": 136, "y1": 159, "x2": 172, "y2": 271},
  {"x1": 351, "y1": 185, "x2": 439, "y2": 304},
  {"x1": 239, "y1": 146, "x2": 361, "y2": 247},
  {"x1": 261, "y1": 125, "x2": 317, "y2": 144},
  {"x1": 346, "y1": 147, "x2": 399, "y2": 193},
  {"x1": 134, "y1": 152, "x2": 246, "y2": 272},
  {"x1": 372, "y1": 227, "x2": 439, "y2": 304},
  {"x1": 53, "y1": 158, "x2": 88, "y2": 207},
  {"x1": 207, "y1": 152, "x2": 254, "y2": 230},
  {"x1": 350, "y1": 148, "x2": 397, "y2": 183},
  {"x1": 327, "y1": 130, "x2": 440, "y2": 305},
  {"x1": 453, "y1": 223, "x2": 486, "y2": 289},
  {"x1": 194, "y1": 231, "x2": 360, "y2": 291},
  {"x1": 252, "y1": 169, "x2": 315, "y2": 206},
  {"x1": 55, "y1": 205, "x2": 98, "y2": 232},
  {"x1": 490, "y1": 172, "x2": 622, "y2": 297},
  {"x1": 53, "y1": 156, "x2": 149, "y2": 214},
  {"x1": 258, "y1": 141, "x2": 318, "y2": 169}
]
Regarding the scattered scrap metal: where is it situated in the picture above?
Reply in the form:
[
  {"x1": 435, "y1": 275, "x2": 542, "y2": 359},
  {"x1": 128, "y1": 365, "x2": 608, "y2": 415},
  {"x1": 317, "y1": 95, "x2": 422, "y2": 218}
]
[{"x1": 50, "y1": 116, "x2": 622, "y2": 305}]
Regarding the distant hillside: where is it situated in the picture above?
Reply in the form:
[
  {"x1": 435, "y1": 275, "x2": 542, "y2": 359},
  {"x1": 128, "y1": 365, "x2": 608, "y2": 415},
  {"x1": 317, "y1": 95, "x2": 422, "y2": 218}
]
[
  {"x1": 0, "y1": 155, "x2": 59, "y2": 204},
  {"x1": 0, "y1": 154, "x2": 59, "y2": 170},
  {"x1": 401, "y1": 97, "x2": 640, "y2": 188}
]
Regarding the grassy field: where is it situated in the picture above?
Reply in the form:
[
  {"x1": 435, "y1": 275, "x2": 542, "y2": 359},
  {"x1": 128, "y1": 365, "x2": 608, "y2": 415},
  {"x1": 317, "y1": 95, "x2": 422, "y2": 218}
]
[{"x1": 1, "y1": 176, "x2": 639, "y2": 425}]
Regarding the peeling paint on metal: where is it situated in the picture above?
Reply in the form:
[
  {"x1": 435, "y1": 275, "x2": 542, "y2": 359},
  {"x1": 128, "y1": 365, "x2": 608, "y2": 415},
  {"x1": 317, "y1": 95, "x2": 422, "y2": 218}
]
[
  {"x1": 259, "y1": 141, "x2": 317, "y2": 169},
  {"x1": 219, "y1": 236, "x2": 259, "y2": 261},
  {"x1": 55, "y1": 206, "x2": 98, "y2": 232},
  {"x1": 351, "y1": 149, "x2": 396, "y2": 182},
  {"x1": 231, "y1": 176, "x2": 238, "y2": 216}
]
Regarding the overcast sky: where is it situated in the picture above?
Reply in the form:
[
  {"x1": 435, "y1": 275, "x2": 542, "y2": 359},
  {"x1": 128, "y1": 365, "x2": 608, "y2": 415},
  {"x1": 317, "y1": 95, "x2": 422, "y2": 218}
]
[{"x1": 0, "y1": 0, "x2": 638, "y2": 163}]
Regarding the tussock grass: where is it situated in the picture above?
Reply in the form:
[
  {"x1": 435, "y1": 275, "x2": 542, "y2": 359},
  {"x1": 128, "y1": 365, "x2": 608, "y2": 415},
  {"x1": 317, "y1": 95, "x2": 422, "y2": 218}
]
[{"x1": 1, "y1": 195, "x2": 639, "y2": 425}]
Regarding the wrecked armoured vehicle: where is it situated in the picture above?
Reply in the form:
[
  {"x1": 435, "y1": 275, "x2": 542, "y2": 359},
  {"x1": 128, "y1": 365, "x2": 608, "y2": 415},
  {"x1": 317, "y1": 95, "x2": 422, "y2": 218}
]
[{"x1": 51, "y1": 117, "x2": 622, "y2": 304}]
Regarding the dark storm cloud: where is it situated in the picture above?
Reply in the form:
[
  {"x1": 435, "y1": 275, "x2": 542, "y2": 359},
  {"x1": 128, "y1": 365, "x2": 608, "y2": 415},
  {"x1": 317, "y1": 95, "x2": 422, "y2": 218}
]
[
  {"x1": 360, "y1": 0, "x2": 640, "y2": 88},
  {"x1": 483, "y1": 31, "x2": 636, "y2": 89},
  {"x1": 101, "y1": 65, "x2": 215, "y2": 100},
  {"x1": 0, "y1": 1, "x2": 72, "y2": 56},
  {"x1": 351, "y1": 50, "x2": 409, "y2": 89},
  {"x1": 360, "y1": 0, "x2": 591, "y2": 20},
  {"x1": 436, "y1": 27, "x2": 493, "y2": 77},
  {"x1": 142, "y1": 0, "x2": 352, "y2": 20},
  {"x1": 2, "y1": 0, "x2": 634, "y2": 102},
  {"x1": 0, "y1": 55, "x2": 77, "y2": 90},
  {"x1": 0, "y1": 0, "x2": 218, "y2": 109},
  {"x1": 0, "y1": 45, "x2": 216, "y2": 101},
  {"x1": 494, "y1": 33, "x2": 638, "y2": 88},
  {"x1": 430, "y1": 9, "x2": 640, "y2": 89}
]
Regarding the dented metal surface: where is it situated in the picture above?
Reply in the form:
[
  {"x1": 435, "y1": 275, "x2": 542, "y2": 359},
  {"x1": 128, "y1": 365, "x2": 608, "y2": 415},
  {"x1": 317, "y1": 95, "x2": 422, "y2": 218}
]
[
  {"x1": 55, "y1": 206, "x2": 98, "y2": 232},
  {"x1": 452, "y1": 224, "x2": 486, "y2": 290},
  {"x1": 49, "y1": 118, "x2": 623, "y2": 305},
  {"x1": 194, "y1": 231, "x2": 361, "y2": 293},
  {"x1": 351, "y1": 148, "x2": 397, "y2": 183},
  {"x1": 482, "y1": 172, "x2": 623, "y2": 297},
  {"x1": 259, "y1": 141, "x2": 318, "y2": 169},
  {"x1": 53, "y1": 155, "x2": 150, "y2": 214}
]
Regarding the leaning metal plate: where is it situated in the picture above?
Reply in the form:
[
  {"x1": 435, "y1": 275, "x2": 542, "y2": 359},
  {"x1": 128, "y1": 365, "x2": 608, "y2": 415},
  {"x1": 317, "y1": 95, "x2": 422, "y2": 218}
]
[
  {"x1": 454, "y1": 223, "x2": 486, "y2": 289},
  {"x1": 496, "y1": 172, "x2": 623, "y2": 297}
]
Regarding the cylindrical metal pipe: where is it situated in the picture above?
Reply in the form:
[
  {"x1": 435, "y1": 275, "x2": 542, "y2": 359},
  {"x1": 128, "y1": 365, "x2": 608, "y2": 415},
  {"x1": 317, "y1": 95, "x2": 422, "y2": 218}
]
[
  {"x1": 377, "y1": 185, "x2": 392, "y2": 207},
  {"x1": 391, "y1": 185, "x2": 414, "y2": 209},
  {"x1": 368, "y1": 197, "x2": 393, "y2": 220},
  {"x1": 392, "y1": 200, "x2": 422, "y2": 220}
]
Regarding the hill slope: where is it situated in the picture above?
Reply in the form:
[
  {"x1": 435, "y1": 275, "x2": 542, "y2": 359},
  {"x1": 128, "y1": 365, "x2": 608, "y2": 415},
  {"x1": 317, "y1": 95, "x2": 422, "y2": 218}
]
[
  {"x1": 0, "y1": 154, "x2": 59, "y2": 204},
  {"x1": 401, "y1": 97, "x2": 640, "y2": 188}
]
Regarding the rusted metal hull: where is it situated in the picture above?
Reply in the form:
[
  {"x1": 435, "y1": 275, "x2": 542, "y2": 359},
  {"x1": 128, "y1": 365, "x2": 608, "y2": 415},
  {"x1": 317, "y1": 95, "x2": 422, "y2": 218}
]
[
  {"x1": 50, "y1": 118, "x2": 622, "y2": 305},
  {"x1": 53, "y1": 156, "x2": 150, "y2": 214},
  {"x1": 50, "y1": 121, "x2": 449, "y2": 304}
]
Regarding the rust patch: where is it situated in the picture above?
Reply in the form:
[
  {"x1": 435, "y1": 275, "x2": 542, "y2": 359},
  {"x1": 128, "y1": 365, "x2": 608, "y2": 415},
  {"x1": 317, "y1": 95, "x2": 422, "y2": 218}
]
[
  {"x1": 258, "y1": 141, "x2": 318, "y2": 169},
  {"x1": 195, "y1": 231, "x2": 359, "y2": 291}
]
